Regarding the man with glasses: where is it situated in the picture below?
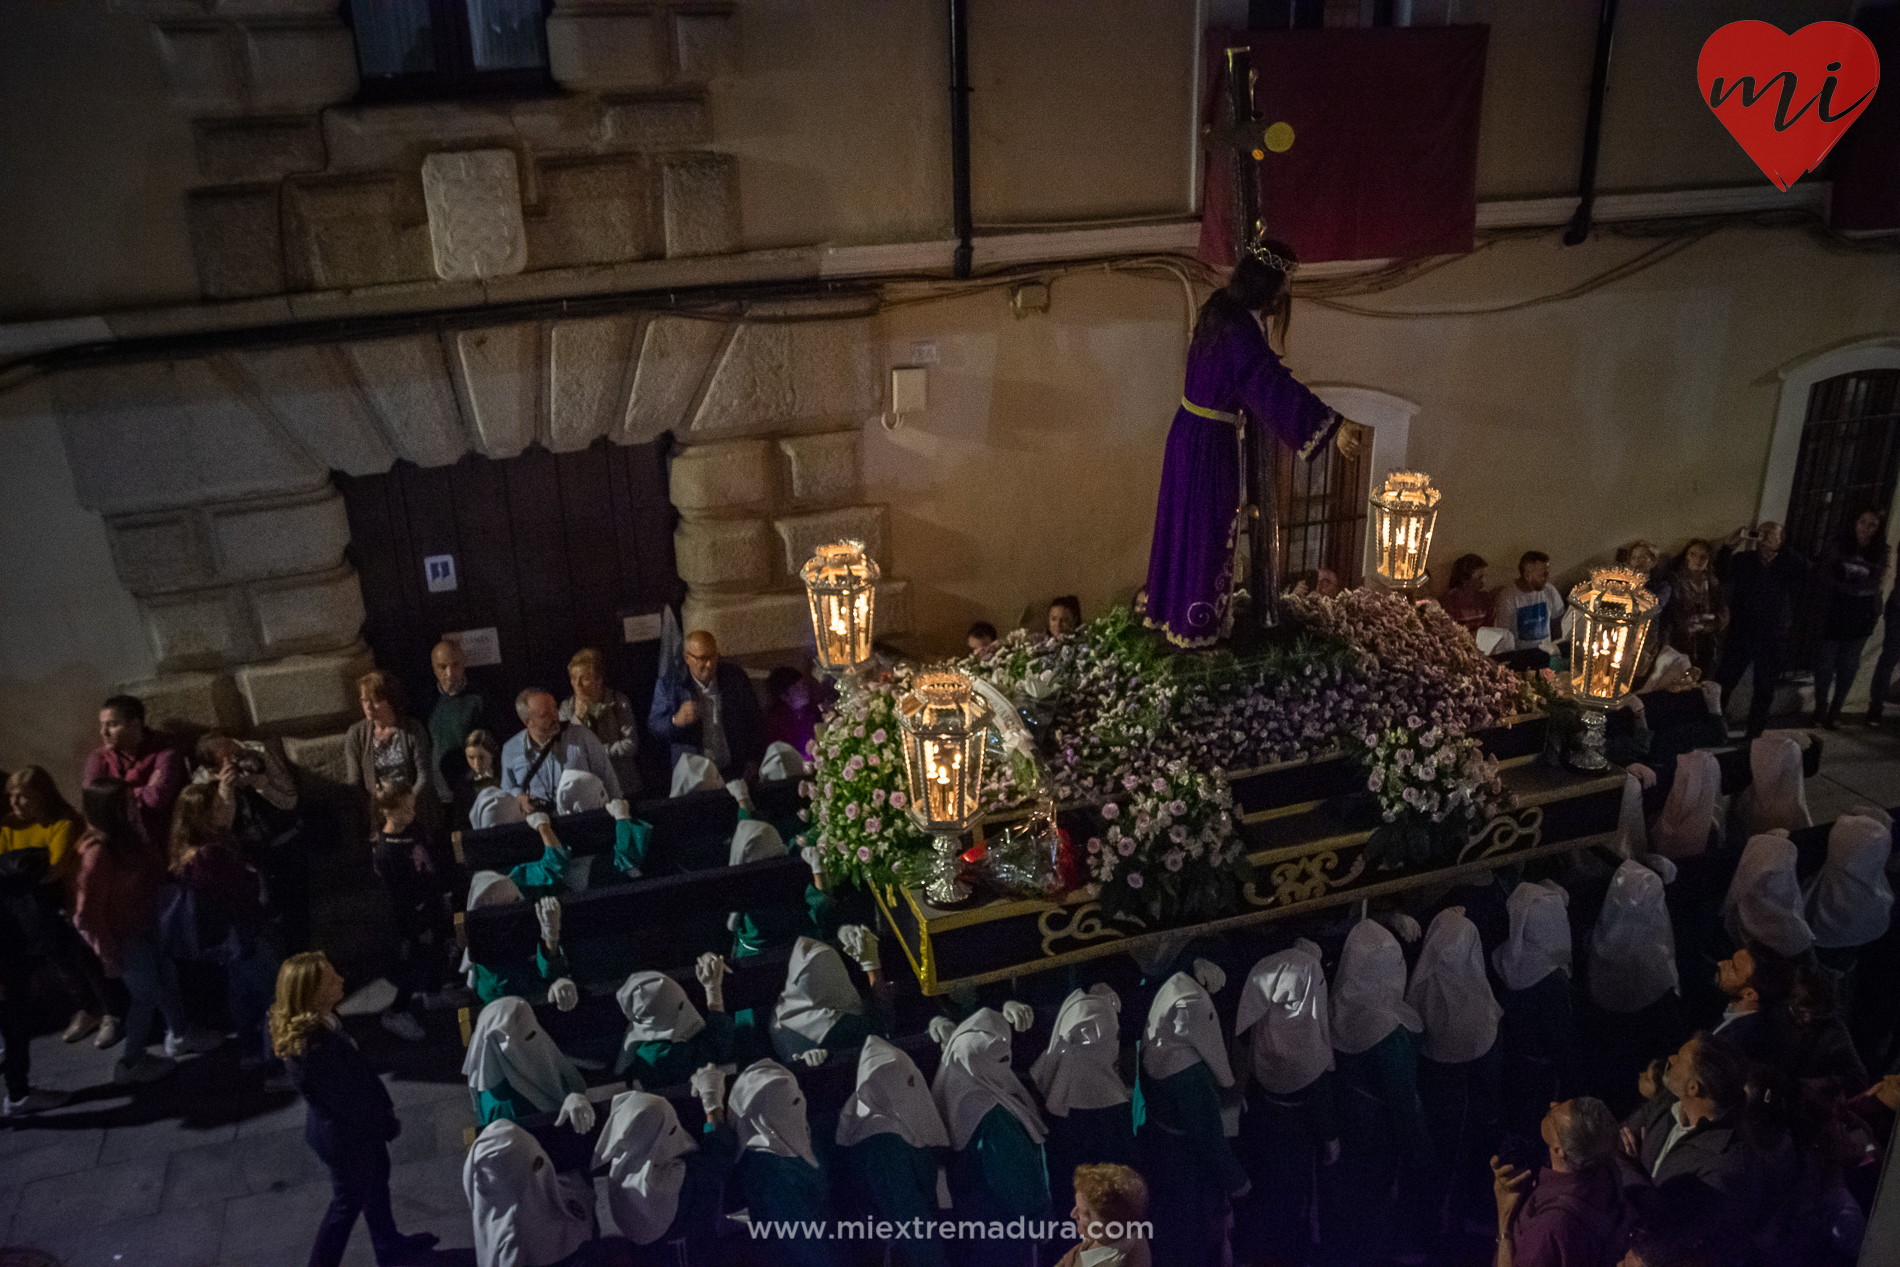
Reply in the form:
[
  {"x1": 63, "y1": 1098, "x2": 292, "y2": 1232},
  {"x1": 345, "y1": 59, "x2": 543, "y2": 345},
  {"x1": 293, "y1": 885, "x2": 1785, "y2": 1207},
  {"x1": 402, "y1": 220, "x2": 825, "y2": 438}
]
[{"x1": 648, "y1": 629, "x2": 767, "y2": 779}]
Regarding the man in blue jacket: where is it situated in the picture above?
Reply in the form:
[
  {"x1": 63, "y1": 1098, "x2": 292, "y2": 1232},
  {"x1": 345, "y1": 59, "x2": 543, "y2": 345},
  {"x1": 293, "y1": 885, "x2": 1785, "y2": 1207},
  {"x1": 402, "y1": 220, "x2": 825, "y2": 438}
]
[{"x1": 648, "y1": 629, "x2": 768, "y2": 779}]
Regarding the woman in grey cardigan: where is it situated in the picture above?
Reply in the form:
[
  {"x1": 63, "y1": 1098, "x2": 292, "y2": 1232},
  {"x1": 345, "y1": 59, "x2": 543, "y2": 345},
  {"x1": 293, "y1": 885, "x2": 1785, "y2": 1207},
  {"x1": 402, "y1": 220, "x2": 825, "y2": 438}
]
[{"x1": 343, "y1": 670, "x2": 437, "y2": 832}]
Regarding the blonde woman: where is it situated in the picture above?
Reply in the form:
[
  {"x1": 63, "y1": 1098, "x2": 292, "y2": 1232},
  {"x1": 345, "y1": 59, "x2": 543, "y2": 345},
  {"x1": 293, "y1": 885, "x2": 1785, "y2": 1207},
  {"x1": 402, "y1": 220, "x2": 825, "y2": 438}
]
[{"x1": 271, "y1": 952, "x2": 438, "y2": 1267}]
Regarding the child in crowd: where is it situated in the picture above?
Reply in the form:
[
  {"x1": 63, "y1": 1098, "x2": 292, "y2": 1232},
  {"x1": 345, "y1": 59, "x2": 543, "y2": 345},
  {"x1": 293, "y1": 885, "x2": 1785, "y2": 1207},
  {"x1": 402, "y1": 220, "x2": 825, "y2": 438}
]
[{"x1": 369, "y1": 782, "x2": 450, "y2": 1042}]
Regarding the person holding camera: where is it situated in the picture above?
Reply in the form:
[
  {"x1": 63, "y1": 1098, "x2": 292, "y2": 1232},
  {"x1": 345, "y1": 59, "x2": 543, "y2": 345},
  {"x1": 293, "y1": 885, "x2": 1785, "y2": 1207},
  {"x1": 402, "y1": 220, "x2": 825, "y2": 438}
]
[
  {"x1": 500, "y1": 688, "x2": 622, "y2": 817},
  {"x1": 1489, "y1": 1097, "x2": 1624, "y2": 1267},
  {"x1": 195, "y1": 732, "x2": 308, "y2": 952}
]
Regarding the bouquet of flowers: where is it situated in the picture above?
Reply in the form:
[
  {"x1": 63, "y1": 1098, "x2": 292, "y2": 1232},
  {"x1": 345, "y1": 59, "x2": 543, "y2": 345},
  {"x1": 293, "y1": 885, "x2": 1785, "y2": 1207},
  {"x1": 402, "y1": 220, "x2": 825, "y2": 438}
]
[
  {"x1": 801, "y1": 677, "x2": 934, "y2": 891},
  {"x1": 1083, "y1": 761, "x2": 1247, "y2": 925},
  {"x1": 1359, "y1": 719, "x2": 1509, "y2": 870}
]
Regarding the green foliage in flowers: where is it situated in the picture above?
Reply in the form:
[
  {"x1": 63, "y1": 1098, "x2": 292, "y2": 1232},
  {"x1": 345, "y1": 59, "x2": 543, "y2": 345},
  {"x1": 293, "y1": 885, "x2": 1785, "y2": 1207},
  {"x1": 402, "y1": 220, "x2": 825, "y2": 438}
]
[
  {"x1": 1353, "y1": 721, "x2": 1509, "y2": 870},
  {"x1": 801, "y1": 678, "x2": 934, "y2": 891},
  {"x1": 1081, "y1": 760, "x2": 1249, "y2": 926}
]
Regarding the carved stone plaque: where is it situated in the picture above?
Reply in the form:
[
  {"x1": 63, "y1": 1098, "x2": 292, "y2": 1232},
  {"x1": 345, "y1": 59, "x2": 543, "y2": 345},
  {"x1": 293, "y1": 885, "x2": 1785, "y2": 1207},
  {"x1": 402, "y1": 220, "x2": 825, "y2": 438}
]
[{"x1": 421, "y1": 149, "x2": 527, "y2": 282}]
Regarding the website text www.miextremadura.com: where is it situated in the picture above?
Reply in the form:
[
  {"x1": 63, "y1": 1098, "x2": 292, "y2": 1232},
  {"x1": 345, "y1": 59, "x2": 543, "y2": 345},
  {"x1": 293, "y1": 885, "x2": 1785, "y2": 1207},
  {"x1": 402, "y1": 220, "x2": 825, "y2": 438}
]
[{"x1": 746, "y1": 1217, "x2": 1154, "y2": 1243}]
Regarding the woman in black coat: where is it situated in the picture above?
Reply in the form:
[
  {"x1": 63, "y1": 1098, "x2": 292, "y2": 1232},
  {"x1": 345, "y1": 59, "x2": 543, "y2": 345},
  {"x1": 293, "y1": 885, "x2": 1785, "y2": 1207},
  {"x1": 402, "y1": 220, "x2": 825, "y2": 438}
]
[{"x1": 270, "y1": 951, "x2": 438, "y2": 1267}]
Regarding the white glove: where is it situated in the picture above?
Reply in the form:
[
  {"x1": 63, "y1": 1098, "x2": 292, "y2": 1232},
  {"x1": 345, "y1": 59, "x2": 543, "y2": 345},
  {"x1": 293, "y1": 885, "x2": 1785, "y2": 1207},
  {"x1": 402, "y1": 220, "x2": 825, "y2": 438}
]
[
  {"x1": 838, "y1": 925, "x2": 880, "y2": 973},
  {"x1": 535, "y1": 896, "x2": 562, "y2": 946},
  {"x1": 801, "y1": 845, "x2": 827, "y2": 879},
  {"x1": 928, "y1": 1016, "x2": 957, "y2": 1046},
  {"x1": 1192, "y1": 957, "x2": 1226, "y2": 994},
  {"x1": 547, "y1": 977, "x2": 579, "y2": 1011},
  {"x1": 690, "y1": 1063, "x2": 728, "y2": 1114},
  {"x1": 1627, "y1": 762, "x2": 1659, "y2": 790},
  {"x1": 1386, "y1": 912, "x2": 1422, "y2": 944},
  {"x1": 607, "y1": 798, "x2": 632, "y2": 821},
  {"x1": 527, "y1": 811, "x2": 552, "y2": 832},
  {"x1": 696, "y1": 953, "x2": 728, "y2": 1011},
  {"x1": 725, "y1": 779, "x2": 753, "y2": 810},
  {"x1": 1001, "y1": 1001, "x2": 1034, "y2": 1033},
  {"x1": 794, "y1": 1048, "x2": 828, "y2": 1067},
  {"x1": 556, "y1": 1092, "x2": 596, "y2": 1133}
]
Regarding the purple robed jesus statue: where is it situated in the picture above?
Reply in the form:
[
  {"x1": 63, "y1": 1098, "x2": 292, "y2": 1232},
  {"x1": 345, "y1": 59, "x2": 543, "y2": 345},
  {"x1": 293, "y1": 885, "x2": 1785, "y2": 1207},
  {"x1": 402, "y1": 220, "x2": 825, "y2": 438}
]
[{"x1": 1136, "y1": 246, "x2": 1351, "y2": 648}]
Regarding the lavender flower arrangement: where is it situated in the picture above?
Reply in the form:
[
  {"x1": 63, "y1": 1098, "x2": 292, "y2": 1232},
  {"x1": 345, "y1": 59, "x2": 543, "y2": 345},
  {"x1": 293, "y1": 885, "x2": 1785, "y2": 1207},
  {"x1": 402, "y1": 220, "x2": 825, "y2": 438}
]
[
  {"x1": 801, "y1": 674, "x2": 934, "y2": 891},
  {"x1": 1358, "y1": 720, "x2": 1508, "y2": 869},
  {"x1": 1085, "y1": 761, "x2": 1246, "y2": 925}
]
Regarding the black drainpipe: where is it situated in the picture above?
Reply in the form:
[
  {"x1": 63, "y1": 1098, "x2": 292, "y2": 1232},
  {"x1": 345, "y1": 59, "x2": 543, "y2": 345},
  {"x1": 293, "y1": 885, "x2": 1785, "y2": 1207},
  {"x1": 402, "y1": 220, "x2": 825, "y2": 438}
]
[
  {"x1": 1563, "y1": 0, "x2": 1619, "y2": 246},
  {"x1": 949, "y1": 0, "x2": 974, "y2": 278}
]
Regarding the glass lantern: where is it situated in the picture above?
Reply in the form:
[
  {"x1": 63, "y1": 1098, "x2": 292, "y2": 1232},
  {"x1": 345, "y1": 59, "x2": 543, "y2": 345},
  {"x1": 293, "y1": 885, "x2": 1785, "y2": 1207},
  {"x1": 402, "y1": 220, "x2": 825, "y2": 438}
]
[
  {"x1": 800, "y1": 540, "x2": 879, "y2": 677},
  {"x1": 1368, "y1": 470, "x2": 1441, "y2": 590},
  {"x1": 896, "y1": 670, "x2": 992, "y2": 905},
  {"x1": 1566, "y1": 567, "x2": 1660, "y2": 770}
]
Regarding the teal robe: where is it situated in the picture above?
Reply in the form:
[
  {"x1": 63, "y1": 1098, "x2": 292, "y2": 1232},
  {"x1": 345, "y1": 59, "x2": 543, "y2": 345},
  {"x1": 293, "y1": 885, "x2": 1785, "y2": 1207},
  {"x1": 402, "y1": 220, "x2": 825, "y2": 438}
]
[
  {"x1": 1135, "y1": 1061, "x2": 1246, "y2": 1267},
  {"x1": 734, "y1": 1148, "x2": 841, "y2": 1267},
  {"x1": 508, "y1": 840, "x2": 570, "y2": 896},
  {"x1": 944, "y1": 1105, "x2": 1051, "y2": 1267},
  {"x1": 474, "y1": 1079, "x2": 542, "y2": 1127},
  {"x1": 615, "y1": 1010, "x2": 739, "y2": 1088},
  {"x1": 731, "y1": 885, "x2": 841, "y2": 959},
  {"x1": 471, "y1": 940, "x2": 571, "y2": 1008},
  {"x1": 834, "y1": 1133, "x2": 948, "y2": 1267},
  {"x1": 613, "y1": 818, "x2": 652, "y2": 878}
]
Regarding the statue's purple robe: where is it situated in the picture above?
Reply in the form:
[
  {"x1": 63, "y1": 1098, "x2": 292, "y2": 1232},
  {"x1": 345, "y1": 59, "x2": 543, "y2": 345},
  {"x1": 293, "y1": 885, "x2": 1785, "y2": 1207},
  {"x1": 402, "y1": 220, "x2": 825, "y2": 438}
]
[{"x1": 1137, "y1": 318, "x2": 1340, "y2": 647}]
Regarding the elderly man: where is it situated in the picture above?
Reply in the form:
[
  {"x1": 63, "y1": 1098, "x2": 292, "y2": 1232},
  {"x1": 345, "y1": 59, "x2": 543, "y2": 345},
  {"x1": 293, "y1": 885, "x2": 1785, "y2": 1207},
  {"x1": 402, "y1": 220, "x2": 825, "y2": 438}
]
[
  {"x1": 81, "y1": 695, "x2": 186, "y2": 845},
  {"x1": 1490, "y1": 1097, "x2": 1623, "y2": 1267},
  {"x1": 500, "y1": 689, "x2": 622, "y2": 816},
  {"x1": 1715, "y1": 522, "x2": 1809, "y2": 739},
  {"x1": 426, "y1": 639, "x2": 487, "y2": 801},
  {"x1": 648, "y1": 630, "x2": 767, "y2": 778}
]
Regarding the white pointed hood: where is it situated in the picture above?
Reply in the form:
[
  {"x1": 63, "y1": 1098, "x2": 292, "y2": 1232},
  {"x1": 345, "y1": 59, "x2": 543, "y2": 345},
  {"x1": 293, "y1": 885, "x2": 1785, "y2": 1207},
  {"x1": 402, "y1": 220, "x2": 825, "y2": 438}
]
[
  {"x1": 461, "y1": 996, "x2": 586, "y2": 1113},
  {"x1": 1141, "y1": 972, "x2": 1234, "y2": 1088},
  {"x1": 1404, "y1": 910, "x2": 1501, "y2": 1064},
  {"x1": 1806, "y1": 813, "x2": 1894, "y2": 949},
  {"x1": 731, "y1": 819, "x2": 787, "y2": 866},
  {"x1": 1588, "y1": 859, "x2": 1680, "y2": 1013},
  {"x1": 1028, "y1": 985, "x2": 1129, "y2": 1117},
  {"x1": 593, "y1": 1090, "x2": 696, "y2": 1245},
  {"x1": 616, "y1": 970, "x2": 706, "y2": 1046},
  {"x1": 837, "y1": 1034, "x2": 950, "y2": 1149},
  {"x1": 761, "y1": 741, "x2": 808, "y2": 782},
  {"x1": 464, "y1": 1119, "x2": 595, "y2": 1267},
  {"x1": 1491, "y1": 882, "x2": 1572, "y2": 993},
  {"x1": 1329, "y1": 919, "x2": 1422, "y2": 1055},
  {"x1": 1650, "y1": 749, "x2": 1720, "y2": 859},
  {"x1": 1743, "y1": 735, "x2": 1812, "y2": 835},
  {"x1": 1234, "y1": 943, "x2": 1335, "y2": 1095},
  {"x1": 769, "y1": 936, "x2": 865, "y2": 1061},
  {"x1": 932, "y1": 1008, "x2": 1046, "y2": 1149},
  {"x1": 555, "y1": 769, "x2": 607, "y2": 815},
  {"x1": 672, "y1": 753, "x2": 723, "y2": 797},
  {"x1": 729, "y1": 1059, "x2": 818, "y2": 1166},
  {"x1": 1725, "y1": 831, "x2": 1815, "y2": 957}
]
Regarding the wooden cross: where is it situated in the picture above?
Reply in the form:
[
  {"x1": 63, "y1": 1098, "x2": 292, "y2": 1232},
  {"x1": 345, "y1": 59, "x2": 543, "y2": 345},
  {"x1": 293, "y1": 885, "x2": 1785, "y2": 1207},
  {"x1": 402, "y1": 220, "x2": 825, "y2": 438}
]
[{"x1": 1209, "y1": 46, "x2": 1284, "y2": 631}]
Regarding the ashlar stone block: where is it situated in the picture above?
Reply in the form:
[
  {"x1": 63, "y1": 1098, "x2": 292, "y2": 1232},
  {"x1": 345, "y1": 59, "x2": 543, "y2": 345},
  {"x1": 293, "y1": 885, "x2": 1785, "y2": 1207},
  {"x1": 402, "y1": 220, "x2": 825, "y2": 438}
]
[
  {"x1": 422, "y1": 150, "x2": 528, "y2": 282},
  {"x1": 661, "y1": 153, "x2": 739, "y2": 258},
  {"x1": 674, "y1": 518, "x2": 770, "y2": 590},
  {"x1": 342, "y1": 335, "x2": 471, "y2": 468},
  {"x1": 669, "y1": 441, "x2": 770, "y2": 513},
  {"x1": 454, "y1": 324, "x2": 541, "y2": 459},
  {"x1": 53, "y1": 358, "x2": 326, "y2": 516},
  {"x1": 282, "y1": 731, "x2": 351, "y2": 788},
  {"x1": 194, "y1": 116, "x2": 326, "y2": 183},
  {"x1": 600, "y1": 98, "x2": 709, "y2": 150},
  {"x1": 778, "y1": 431, "x2": 860, "y2": 505},
  {"x1": 672, "y1": 13, "x2": 733, "y2": 82},
  {"x1": 548, "y1": 316, "x2": 635, "y2": 452},
  {"x1": 690, "y1": 319, "x2": 877, "y2": 435},
  {"x1": 230, "y1": 345, "x2": 397, "y2": 476},
  {"x1": 187, "y1": 186, "x2": 285, "y2": 300},
  {"x1": 144, "y1": 588, "x2": 252, "y2": 670},
  {"x1": 546, "y1": 13, "x2": 665, "y2": 92},
  {"x1": 773, "y1": 506, "x2": 888, "y2": 581},
  {"x1": 526, "y1": 157, "x2": 654, "y2": 271},
  {"x1": 249, "y1": 567, "x2": 367, "y2": 654},
  {"x1": 236, "y1": 647, "x2": 374, "y2": 730},
  {"x1": 622, "y1": 316, "x2": 726, "y2": 444},
  {"x1": 210, "y1": 488, "x2": 350, "y2": 583},
  {"x1": 117, "y1": 671, "x2": 247, "y2": 735},
  {"x1": 680, "y1": 592, "x2": 808, "y2": 659},
  {"x1": 105, "y1": 512, "x2": 214, "y2": 595},
  {"x1": 285, "y1": 174, "x2": 433, "y2": 291},
  {"x1": 152, "y1": 23, "x2": 244, "y2": 112},
  {"x1": 242, "y1": 23, "x2": 358, "y2": 110}
]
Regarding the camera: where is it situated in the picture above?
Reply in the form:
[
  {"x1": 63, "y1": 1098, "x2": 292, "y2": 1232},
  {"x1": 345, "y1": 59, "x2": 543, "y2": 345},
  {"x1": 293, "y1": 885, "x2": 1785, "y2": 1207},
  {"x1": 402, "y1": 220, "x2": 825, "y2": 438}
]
[{"x1": 233, "y1": 752, "x2": 267, "y2": 777}]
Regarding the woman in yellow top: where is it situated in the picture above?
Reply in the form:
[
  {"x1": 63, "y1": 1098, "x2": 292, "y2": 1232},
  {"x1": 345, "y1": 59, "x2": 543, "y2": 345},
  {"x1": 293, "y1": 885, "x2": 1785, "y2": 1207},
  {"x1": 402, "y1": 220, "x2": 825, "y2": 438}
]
[{"x1": 2, "y1": 768, "x2": 112, "y2": 1044}]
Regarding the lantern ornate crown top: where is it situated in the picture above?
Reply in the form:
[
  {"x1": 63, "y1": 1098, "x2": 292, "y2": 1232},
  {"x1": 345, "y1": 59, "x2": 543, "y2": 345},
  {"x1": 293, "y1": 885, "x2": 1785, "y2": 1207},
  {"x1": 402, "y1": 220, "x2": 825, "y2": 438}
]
[
  {"x1": 1369, "y1": 470, "x2": 1441, "y2": 587},
  {"x1": 801, "y1": 539, "x2": 880, "y2": 674},
  {"x1": 1568, "y1": 566, "x2": 1660, "y2": 704},
  {"x1": 895, "y1": 669, "x2": 992, "y2": 834}
]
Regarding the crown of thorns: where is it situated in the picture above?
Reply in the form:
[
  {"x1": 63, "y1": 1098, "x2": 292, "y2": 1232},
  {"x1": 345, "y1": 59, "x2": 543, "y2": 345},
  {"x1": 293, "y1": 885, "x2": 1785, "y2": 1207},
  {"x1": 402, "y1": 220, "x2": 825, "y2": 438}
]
[{"x1": 1246, "y1": 240, "x2": 1299, "y2": 275}]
